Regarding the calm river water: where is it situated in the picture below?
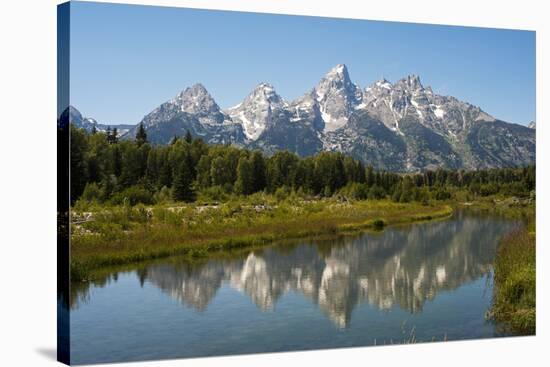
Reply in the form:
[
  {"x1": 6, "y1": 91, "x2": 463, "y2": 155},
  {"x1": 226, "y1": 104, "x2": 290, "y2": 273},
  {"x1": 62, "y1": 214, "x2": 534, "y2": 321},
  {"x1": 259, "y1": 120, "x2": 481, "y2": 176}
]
[{"x1": 67, "y1": 211, "x2": 519, "y2": 364}]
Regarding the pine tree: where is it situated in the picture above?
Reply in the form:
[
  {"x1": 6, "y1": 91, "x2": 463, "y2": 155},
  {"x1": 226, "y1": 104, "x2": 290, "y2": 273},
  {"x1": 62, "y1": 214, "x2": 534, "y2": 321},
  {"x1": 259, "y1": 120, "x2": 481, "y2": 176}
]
[
  {"x1": 111, "y1": 127, "x2": 118, "y2": 144},
  {"x1": 399, "y1": 176, "x2": 414, "y2": 203},
  {"x1": 172, "y1": 160, "x2": 194, "y2": 202},
  {"x1": 170, "y1": 135, "x2": 179, "y2": 145},
  {"x1": 185, "y1": 129, "x2": 193, "y2": 143},
  {"x1": 366, "y1": 165, "x2": 375, "y2": 187},
  {"x1": 136, "y1": 123, "x2": 148, "y2": 147},
  {"x1": 106, "y1": 126, "x2": 112, "y2": 144},
  {"x1": 250, "y1": 151, "x2": 267, "y2": 192},
  {"x1": 91, "y1": 125, "x2": 97, "y2": 135}
]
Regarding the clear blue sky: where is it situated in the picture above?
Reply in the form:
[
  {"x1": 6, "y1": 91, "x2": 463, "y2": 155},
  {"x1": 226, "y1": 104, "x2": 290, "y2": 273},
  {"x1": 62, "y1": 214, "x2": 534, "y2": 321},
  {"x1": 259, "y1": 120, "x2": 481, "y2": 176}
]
[{"x1": 69, "y1": 1, "x2": 536, "y2": 125}]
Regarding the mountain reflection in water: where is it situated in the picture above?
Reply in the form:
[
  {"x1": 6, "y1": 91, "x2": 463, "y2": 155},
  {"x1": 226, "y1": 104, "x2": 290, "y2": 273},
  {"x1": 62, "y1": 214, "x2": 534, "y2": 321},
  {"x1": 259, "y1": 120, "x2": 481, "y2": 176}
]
[{"x1": 129, "y1": 212, "x2": 517, "y2": 328}]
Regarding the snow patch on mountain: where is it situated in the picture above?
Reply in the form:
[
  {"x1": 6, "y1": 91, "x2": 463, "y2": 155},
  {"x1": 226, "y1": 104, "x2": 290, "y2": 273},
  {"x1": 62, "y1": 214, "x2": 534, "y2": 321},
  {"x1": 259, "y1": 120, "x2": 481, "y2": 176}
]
[
  {"x1": 310, "y1": 64, "x2": 364, "y2": 132},
  {"x1": 227, "y1": 82, "x2": 287, "y2": 140}
]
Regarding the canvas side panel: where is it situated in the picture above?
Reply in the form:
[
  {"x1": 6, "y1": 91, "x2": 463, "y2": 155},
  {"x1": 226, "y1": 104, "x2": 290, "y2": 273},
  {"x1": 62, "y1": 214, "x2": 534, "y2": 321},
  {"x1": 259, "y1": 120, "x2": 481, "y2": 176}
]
[{"x1": 57, "y1": 2, "x2": 70, "y2": 365}]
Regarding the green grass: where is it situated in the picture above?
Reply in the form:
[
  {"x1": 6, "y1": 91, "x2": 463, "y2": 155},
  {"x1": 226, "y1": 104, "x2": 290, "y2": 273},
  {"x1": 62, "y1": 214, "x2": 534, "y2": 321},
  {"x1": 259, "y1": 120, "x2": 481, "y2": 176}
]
[
  {"x1": 492, "y1": 227, "x2": 536, "y2": 334},
  {"x1": 69, "y1": 195, "x2": 453, "y2": 281}
]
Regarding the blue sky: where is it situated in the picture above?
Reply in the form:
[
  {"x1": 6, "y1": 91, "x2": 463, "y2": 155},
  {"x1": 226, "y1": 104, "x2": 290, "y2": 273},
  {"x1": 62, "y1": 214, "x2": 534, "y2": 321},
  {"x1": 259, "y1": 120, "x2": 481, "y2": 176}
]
[{"x1": 69, "y1": 1, "x2": 536, "y2": 125}]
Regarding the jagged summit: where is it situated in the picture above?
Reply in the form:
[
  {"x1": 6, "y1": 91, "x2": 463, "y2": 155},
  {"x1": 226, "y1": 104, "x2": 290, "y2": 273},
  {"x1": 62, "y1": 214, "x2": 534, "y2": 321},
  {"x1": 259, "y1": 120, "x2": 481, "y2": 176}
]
[
  {"x1": 227, "y1": 82, "x2": 286, "y2": 141},
  {"x1": 316, "y1": 64, "x2": 355, "y2": 93},
  {"x1": 172, "y1": 83, "x2": 226, "y2": 124},
  {"x1": 119, "y1": 64, "x2": 533, "y2": 171},
  {"x1": 395, "y1": 74, "x2": 423, "y2": 91},
  {"x1": 248, "y1": 82, "x2": 284, "y2": 104},
  {"x1": 227, "y1": 82, "x2": 287, "y2": 140},
  {"x1": 311, "y1": 64, "x2": 363, "y2": 132},
  {"x1": 324, "y1": 63, "x2": 349, "y2": 79}
]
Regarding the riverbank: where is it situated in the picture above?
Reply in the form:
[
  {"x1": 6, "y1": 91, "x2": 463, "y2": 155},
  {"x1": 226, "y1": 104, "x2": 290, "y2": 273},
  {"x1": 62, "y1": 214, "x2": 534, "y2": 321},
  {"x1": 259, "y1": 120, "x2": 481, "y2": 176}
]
[
  {"x1": 462, "y1": 195, "x2": 536, "y2": 334},
  {"x1": 70, "y1": 197, "x2": 453, "y2": 281},
  {"x1": 491, "y1": 224, "x2": 536, "y2": 334}
]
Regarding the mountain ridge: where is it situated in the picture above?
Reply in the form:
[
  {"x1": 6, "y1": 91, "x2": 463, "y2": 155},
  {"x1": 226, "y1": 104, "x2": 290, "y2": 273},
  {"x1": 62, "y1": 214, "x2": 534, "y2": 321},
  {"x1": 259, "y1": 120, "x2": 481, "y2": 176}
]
[{"x1": 72, "y1": 64, "x2": 535, "y2": 172}]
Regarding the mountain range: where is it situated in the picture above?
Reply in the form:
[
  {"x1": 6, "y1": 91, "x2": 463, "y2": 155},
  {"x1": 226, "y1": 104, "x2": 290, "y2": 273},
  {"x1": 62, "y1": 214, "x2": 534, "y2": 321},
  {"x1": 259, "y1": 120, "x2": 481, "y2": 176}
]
[
  {"x1": 64, "y1": 105, "x2": 133, "y2": 137},
  {"x1": 71, "y1": 64, "x2": 536, "y2": 172}
]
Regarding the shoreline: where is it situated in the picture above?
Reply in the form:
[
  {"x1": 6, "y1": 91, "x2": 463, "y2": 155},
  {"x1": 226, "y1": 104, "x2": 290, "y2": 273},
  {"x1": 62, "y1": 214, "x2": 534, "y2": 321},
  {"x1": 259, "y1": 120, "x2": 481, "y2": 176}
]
[{"x1": 70, "y1": 200, "x2": 453, "y2": 281}]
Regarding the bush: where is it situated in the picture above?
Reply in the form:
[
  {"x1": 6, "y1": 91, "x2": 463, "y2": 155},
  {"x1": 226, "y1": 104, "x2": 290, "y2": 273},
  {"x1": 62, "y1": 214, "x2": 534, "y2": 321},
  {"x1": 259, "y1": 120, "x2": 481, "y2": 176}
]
[
  {"x1": 501, "y1": 182, "x2": 529, "y2": 197},
  {"x1": 110, "y1": 186, "x2": 153, "y2": 206},
  {"x1": 153, "y1": 186, "x2": 172, "y2": 204},
  {"x1": 340, "y1": 183, "x2": 369, "y2": 200},
  {"x1": 275, "y1": 186, "x2": 291, "y2": 202},
  {"x1": 372, "y1": 219, "x2": 386, "y2": 230},
  {"x1": 479, "y1": 183, "x2": 499, "y2": 197},
  {"x1": 368, "y1": 185, "x2": 386, "y2": 200},
  {"x1": 81, "y1": 182, "x2": 101, "y2": 202},
  {"x1": 432, "y1": 188, "x2": 452, "y2": 201},
  {"x1": 391, "y1": 186, "x2": 402, "y2": 202},
  {"x1": 197, "y1": 185, "x2": 230, "y2": 202},
  {"x1": 413, "y1": 187, "x2": 429, "y2": 203}
]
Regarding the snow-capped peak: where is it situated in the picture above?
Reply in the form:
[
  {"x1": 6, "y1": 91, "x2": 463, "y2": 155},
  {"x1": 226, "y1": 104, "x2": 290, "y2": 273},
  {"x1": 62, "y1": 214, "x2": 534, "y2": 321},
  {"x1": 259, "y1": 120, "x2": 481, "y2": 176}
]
[
  {"x1": 174, "y1": 84, "x2": 218, "y2": 113},
  {"x1": 325, "y1": 63, "x2": 348, "y2": 80},
  {"x1": 395, "y1": 74, "x2": 423, "y2": 91},
  {"x1": 313, "y1": 64, "x2": 364, "y2": 132},
  {"x1": 171, "y1": 83, "x2": 226, "y2": 125},
  {"x1": 227, "y1": 82, "x2": 286, "y2": 141},
  {"x1": 374, "y1": 78, "x2": 393, "y2": 90}
]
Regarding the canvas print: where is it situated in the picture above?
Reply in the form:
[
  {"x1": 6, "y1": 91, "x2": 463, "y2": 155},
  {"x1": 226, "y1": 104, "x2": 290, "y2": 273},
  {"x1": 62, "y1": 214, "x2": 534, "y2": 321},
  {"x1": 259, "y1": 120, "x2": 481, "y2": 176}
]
[{"x1": 57, "y1": 1, "x2": 536, "y2": 365}]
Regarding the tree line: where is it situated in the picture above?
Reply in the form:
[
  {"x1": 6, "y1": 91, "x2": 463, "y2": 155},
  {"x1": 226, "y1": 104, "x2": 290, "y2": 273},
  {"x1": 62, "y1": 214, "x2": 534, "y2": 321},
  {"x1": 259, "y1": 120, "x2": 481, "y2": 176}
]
[{"x1": 71, "y1": 124, "x2": 536, "y2": 206}]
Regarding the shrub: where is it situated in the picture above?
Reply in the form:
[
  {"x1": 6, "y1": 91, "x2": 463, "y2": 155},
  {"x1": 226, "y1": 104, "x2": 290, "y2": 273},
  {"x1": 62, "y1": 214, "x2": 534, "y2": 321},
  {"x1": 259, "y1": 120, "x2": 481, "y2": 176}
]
[
  {"x1": 110, "y1": 186, "x2": 153, "y2": 206},
  {"x1": 81, "y1": 182, "x2": 101, "y2": 202},
  {"x1": 197, "y1": 185, "x2": 229, "y2": 203},
  {"x1": 372, "y1": 219, "x2": 386, "y2": 230},
  {"x1": 153, "y1": 186, "x2": 172, "y2": 204},
  {"x1": 433, "y1": 188, "x2": 452, "y2": 201},
  {"x1": 501, "y1": 182, "x2": 529, "y2": 198},
  {"x1": 275, "y1": 186, "x2": 291, "y2": 202},
  {"x1": 479, "y1": 183, "x2": 499, "y2": 197},
  {"x1": 391, "y1": 185, "x2": 402, "y2": 202},
  {"x1": 367, "y1": 185, "x2": 386, "y2": 200},
  {"x1": 339, "y1": 183, "x2": 369, "y2": 200}
]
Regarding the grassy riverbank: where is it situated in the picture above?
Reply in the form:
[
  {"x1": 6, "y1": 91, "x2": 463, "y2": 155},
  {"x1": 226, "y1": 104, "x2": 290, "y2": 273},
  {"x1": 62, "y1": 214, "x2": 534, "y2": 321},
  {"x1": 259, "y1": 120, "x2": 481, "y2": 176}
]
[
  {"x1": 492, "y1": 222, "x2": 536, "y2": 334},
  {"x1": 70, "y1": 196, "x2": 452, "y2": 281},
  {"x1": 453, "y1": 195, "x2": 536, "y2": 334}
]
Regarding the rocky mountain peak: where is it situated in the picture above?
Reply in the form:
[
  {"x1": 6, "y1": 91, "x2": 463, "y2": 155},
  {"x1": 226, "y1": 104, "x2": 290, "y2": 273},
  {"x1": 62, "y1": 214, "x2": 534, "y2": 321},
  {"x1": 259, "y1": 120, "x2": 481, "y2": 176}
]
[
  {"x1": 123, "y1": 65, "x2": 533, "y2": 172},
  {"x1": 316, "y1": 64, "x2": 355, "y2": 96},
  {"x1": 325, "y1": 63, "x2": 349, "y2": 80},
  {"x1": 173, "y1": 83, "x2": 223, "y2": 121},
  {"x1": 395, "y1": 74, "x2": 424, "y2": 91},
  {"x1": 227, "y1": 82, "x2": 286, "y2": 141},
  {"x1": 249, "y1": 82, "x2": 284, "y2": 105},
  {"x1": 313, "y1": 64, "x2": 363, "y2": 132}
]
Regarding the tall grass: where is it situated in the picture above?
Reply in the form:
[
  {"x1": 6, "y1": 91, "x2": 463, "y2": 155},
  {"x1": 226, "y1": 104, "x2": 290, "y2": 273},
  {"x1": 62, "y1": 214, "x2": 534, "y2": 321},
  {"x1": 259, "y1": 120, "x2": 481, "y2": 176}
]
[
  {"x1": 492, "y1": 228, "x2": 536, "y2": 334},
  {"x1": 70, "y1": 196, "x2": 453, "y2": 281}
]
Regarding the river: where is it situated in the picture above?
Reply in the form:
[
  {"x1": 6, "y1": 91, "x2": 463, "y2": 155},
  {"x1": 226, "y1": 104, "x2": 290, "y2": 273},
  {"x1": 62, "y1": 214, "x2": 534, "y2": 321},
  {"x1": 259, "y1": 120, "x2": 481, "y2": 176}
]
[{"x1": 67, "y1": 210, "x2": 519, "y2": 364}]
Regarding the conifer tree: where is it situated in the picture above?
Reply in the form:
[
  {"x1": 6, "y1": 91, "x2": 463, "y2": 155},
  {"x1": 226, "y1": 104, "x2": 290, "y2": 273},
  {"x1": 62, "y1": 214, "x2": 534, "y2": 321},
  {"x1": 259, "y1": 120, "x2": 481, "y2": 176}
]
[
  {"x1": 250, "y1": 151, "x2": 267, "y2": 192},
  {"x1": 106, "y1": 126, "x2": 112, "y2": 144},
  {"x1": 172, "y1": 160, "x2": 194, "y2": 202},
  {"x1": 185, "y1": 129, "x2": 193, "y2": 143},
  {"x1": 170, "y1": 135, "x2": 179, "y2": 145},
  {"x1": 136, "y1": 123, "x2": 148, "y2": 147},
  {"x1": 111, "y1": 127, "x2": 118, "y2": 144}
]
